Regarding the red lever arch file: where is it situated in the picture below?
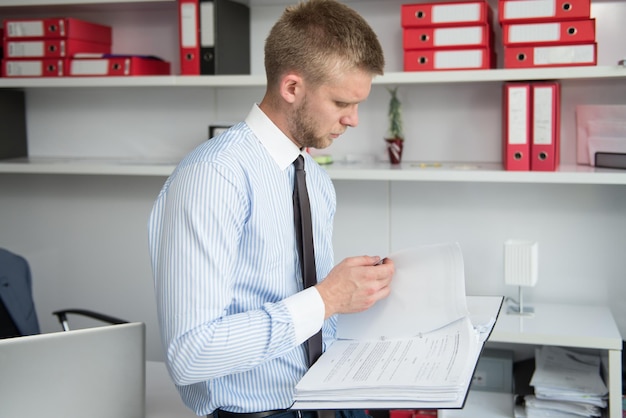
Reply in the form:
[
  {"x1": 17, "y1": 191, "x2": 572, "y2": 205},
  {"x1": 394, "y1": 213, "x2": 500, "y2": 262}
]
[
  {"x1": 504, "y1": 43, "x2": 596, "y2": 68},
  {"x1": 531, "y1": 82, "x2": 561, "y2": 171},
  {"x1": 2, "y1": 59, "x2": 65, "y2": 77},
  {"x1": 403, "y1": 25, "x2": 490, "y2": 50},
  {"x1": 3, "y1": 18, "x2": 111, "y2": 44},
  {"x1": 404, "y1": 48, "x2": 492, "y2": 71},
  {"x1": 499, "y1": 0, "x2": 591, "y2": 24},
  {"x1": 179, "y1": 0, "x2": 201, "y2": 75},
  {"x1": 68, "y1": 55, "x2": 171, "y2": 76},
  {"x1": 502, "y1": 19, "x2": 595, "y2": 46},
  {"x1": 503, "y1": 83, "x2": 531, "y2": 171},
  {"x1": 4, "y1": 39, "x2": 111, "y2": 59},
  {"x1": 402, "y1": 1, "x2": 491, "y2": 28}
]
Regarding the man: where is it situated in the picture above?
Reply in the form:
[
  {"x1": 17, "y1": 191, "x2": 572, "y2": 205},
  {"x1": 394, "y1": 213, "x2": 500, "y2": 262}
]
[{"x1": 148, "y1": 0, "x2": 394, "y2": 417}]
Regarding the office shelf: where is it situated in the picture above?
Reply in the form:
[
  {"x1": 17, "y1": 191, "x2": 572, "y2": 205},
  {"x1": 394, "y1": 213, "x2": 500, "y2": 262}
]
[
  {"x1": 0, "y1": 74, "x2": 266, "y2": 88},
  {"x1": 2, "y1": 158, "x2": 625, "y2": 185},
  {"x1": 0, "y1": 158, "x2": 177, "y2": 176},
  {"x1": 325, "y1": 161, "x2": 626, "y2": 185},
  {"x1": 1, "y1": 66, "x2": 625, "y2": 89}
]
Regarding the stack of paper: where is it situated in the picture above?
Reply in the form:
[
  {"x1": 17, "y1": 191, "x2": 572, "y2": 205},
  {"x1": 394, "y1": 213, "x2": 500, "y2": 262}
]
[
  {"x1": 295, "y1": 316, "x2": 480, "y2": 407},
  {"x1": 576, "y1": 105, "x2": 626, "y2": 167},
  {"x1": 292, "y1": 242, "x2": 503, "y2": 410},
  {"x1": 524, "y1": 395, "x2": 602, "y2": 417},
  {"x1": 525, "y1": 346, "x2": 608, "y2": 417}
]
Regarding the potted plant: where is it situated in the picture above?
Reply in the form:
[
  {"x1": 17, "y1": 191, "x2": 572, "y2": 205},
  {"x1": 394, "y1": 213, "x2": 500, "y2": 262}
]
[{"x1": 385, "y1": 87, "x2": 404, "y2": 164}]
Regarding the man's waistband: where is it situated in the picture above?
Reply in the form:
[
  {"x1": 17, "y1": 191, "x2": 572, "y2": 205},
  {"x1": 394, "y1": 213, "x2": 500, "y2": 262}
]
[
  {"x1": 210, "y1": 409, "x2": 334, "y2": 418},
  {"x1": 214, "y1": 410, "x2": 291, "y2": 418}
]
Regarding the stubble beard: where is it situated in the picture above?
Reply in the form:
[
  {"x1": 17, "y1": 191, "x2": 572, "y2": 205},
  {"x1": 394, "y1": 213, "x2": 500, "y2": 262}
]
[{"x1": 290, "y1": 96, "x2": 329, "y2": 150}]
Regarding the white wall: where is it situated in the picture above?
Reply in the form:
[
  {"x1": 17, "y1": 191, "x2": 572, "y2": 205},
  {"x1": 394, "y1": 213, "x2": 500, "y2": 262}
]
[{"x1": 0, "y1": 1, "x2": 625, "y2": 361}]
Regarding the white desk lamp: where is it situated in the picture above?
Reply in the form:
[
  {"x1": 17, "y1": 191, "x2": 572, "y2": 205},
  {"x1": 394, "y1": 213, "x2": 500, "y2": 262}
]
[{"x1": 504, "y1": 239, "x2": 538, "y2": 316}]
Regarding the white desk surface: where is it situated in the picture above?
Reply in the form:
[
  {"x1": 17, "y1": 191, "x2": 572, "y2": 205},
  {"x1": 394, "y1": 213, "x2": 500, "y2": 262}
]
[
  {"x1": 146, "y1": 361, "x2": 198, "y2": 418},
  {"x1": 489, "y1": 302, "x2": 622, "y2": 350}
]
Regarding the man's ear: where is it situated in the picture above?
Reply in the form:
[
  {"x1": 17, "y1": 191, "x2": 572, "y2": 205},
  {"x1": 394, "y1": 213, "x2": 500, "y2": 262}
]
[{"x1": 279, "y1": 72, "x2": 303, "y2": 104}]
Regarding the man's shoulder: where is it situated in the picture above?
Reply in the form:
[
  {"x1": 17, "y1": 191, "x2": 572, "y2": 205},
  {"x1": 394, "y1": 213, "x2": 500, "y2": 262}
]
[{"x1": 182, "y1": 122, "x2": 261, "y2": 166}]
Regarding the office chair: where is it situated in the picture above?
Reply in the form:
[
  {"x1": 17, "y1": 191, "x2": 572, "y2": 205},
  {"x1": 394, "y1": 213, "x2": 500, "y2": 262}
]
[{"x1": 0, "y1": 247, "x2": 128, "y2": 339}]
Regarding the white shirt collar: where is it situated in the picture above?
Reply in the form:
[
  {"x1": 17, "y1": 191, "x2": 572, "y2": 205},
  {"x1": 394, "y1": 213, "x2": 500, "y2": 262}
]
[{"x1": 245, "y1": 104, "x2": 302, "y2": 171}]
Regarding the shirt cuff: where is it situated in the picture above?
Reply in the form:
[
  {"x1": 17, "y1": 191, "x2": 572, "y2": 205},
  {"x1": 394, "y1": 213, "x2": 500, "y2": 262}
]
[{"x1": 283, "y1": 287, "x2": 325, "y2": 346}]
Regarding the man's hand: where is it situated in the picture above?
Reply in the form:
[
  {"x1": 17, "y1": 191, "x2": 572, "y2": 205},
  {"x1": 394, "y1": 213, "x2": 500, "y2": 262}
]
[{"x1": 315, "y1": 256, "x2": 394, "y2": 319}]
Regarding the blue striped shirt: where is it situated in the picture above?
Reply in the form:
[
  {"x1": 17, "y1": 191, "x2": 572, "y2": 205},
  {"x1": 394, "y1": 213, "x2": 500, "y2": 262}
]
[{"x1": 148, "y1": 104, "x2": 337, "y2": 415}]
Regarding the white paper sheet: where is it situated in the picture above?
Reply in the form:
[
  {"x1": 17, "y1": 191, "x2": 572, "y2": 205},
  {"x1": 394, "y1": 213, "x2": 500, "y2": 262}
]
[
  {"x1": 576, "y1": 105, "x2": 626, "y2": 165},
  {"x1": 337, "y1": 242, "x2": 469, "y2": 340},
  {"x1": 530, "y1": 346, "x2": 608, "y2": 408},
  {"x1": 295, "y1": 317, "x2": 479, "y2": 403}
]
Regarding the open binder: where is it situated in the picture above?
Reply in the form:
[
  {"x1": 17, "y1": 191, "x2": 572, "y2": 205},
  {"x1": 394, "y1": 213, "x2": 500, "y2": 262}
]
[{"x1": 292, "y1": 242, "x2": 503, "y2": 410}]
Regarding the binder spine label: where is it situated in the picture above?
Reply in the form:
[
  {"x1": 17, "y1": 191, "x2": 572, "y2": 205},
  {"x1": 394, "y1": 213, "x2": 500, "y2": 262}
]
[
  {"x1": 58, "y1": 19, "x2": 66, "y2": 37},
  {"x1": 436, "y1": 49, "x2": 483, "y2": 69},
  {"x1": 510, "y1": 22, "x2": 560, "y2": 43},
  {"x1": 434, "y1": 26, "x2": 483, "y2": 47},
  {"x1": 7, "y1": 41, "x2": 45, "y2": 57},
  {"x1": 504, "y1": 1, "x2": 556, "y2": 20},
  {"x1": 433, "y1": 3, "x2": 480, "y2": 23},
  {"x1": 181, "y1": 3, "x2": 198, "y2": 48},
  {"x1": 534, "y1": 44, "x2": 594, "y2": 65},
  {"x1": 533, "y1": 87, "x2": 554, "y2": 145},
  {"x1": 6, "y1": 60, "x2": 42, "y2": 76},
  {"x1": 200, "y1": 1, "x2": 215, "y2": 47},
  {"x1": 71, "y1": 59, "x2": 109, "y2": 75},
  {"x1": 508, "y1": 87, "x2": 529, "y2": 145},
  {"x1": 7, "y1": 21, "x2": 44, "y2": 37}
]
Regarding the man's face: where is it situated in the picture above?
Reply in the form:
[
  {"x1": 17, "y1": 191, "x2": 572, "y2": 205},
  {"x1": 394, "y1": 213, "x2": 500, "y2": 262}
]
[{"x1": 289, "y1": 68, "x2": 373, "y2": 149}]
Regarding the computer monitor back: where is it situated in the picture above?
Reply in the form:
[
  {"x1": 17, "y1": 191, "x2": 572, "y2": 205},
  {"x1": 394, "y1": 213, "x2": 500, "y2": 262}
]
[{"x1": 0, "y1": 321, "x2": 145, "y2": 418}]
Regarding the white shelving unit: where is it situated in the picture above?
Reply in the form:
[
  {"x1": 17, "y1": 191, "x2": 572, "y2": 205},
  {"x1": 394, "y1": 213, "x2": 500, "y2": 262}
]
[
  {"x1": 1, "y1": 1, "x2": 623, "y2": 417},
  {"x1": 2, "y1": 158, "x2": 626, "y2": 186},
  {"x1": 0, "y1": 65, "x2": 625, "y2": 88},
  {"x1": 1, "y1": 66, "x2": 626, "y2": 183},
  {"x1": 489, "y1": 302, "x2": 623, "y2": 418},
  {"x1": 441, "y1": 301, "x2": 623, "y2": 418}
]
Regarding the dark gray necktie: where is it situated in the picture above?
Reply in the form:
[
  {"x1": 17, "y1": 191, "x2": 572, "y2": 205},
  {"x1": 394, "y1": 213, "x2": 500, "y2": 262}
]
[{"x1": 293, "y1": 155, "x2": 322, "y2": 365}]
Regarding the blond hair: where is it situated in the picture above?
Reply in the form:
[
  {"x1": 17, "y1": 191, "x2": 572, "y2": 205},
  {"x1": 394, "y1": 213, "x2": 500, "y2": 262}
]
[{"x1": 264, "y1": 0, "x2": 385, "y2": 88}]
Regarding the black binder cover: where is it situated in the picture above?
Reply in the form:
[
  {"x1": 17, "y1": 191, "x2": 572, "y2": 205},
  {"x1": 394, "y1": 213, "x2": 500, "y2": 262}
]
[
  {"x1": 0, "y1": 90, "x2": 27, "y2": 160},
  {"x1": 595, "y1": 152, "x2": 626, "y2": 170},
  {"x1": 200, "y1": 0, "x2": 250, "y2": 75}
]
